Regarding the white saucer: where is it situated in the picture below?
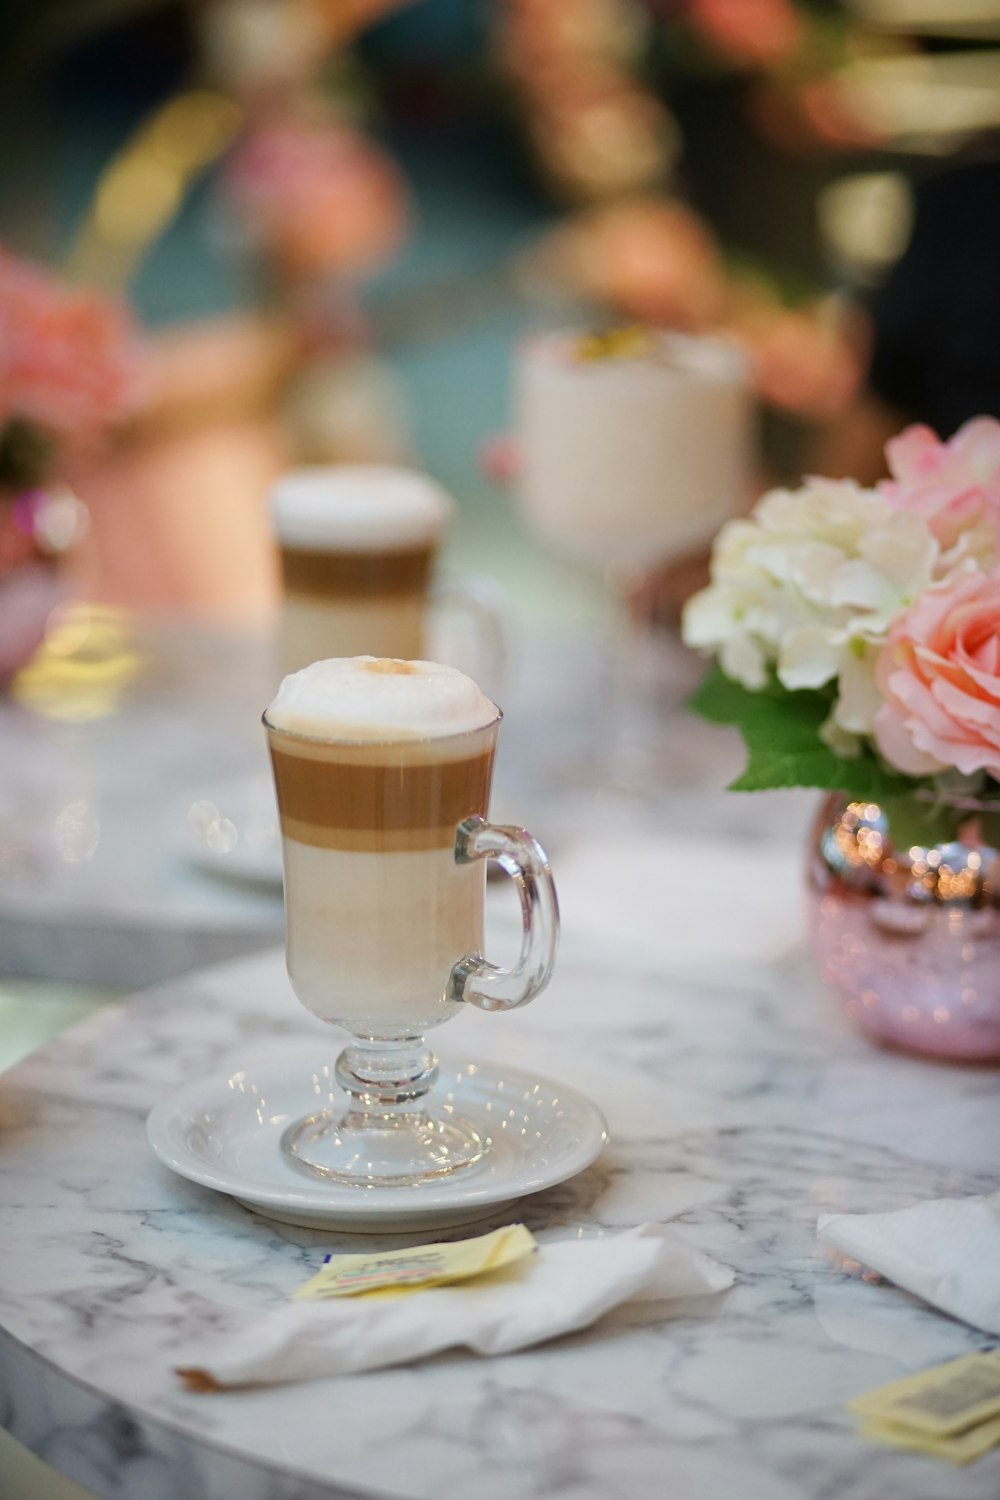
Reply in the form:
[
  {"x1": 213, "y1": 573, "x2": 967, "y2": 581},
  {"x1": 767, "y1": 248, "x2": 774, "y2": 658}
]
[
  {"x1": 177, "y1": 774, "x2": 283, "y2": 889},
  {"x1": 146, "y1": 1051, "x2": 608, "y2": 1233}
]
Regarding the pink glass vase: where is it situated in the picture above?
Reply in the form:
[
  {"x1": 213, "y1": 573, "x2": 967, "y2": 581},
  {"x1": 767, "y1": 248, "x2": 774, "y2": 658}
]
[{"x1": 807, "y1": 791, "x2": 1000, "y2": 1061}]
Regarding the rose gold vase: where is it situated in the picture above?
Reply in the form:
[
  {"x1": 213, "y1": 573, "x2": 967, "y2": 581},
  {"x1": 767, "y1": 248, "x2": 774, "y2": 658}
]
[{"x1": 807, "y1": 792, "x2": 1000, "y2": 1061}]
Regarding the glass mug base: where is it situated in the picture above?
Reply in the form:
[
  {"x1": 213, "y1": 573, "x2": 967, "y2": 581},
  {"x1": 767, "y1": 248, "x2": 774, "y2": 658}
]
[{"x1": 281, "y1": 1107, "x2": 489, "y2": 1186}]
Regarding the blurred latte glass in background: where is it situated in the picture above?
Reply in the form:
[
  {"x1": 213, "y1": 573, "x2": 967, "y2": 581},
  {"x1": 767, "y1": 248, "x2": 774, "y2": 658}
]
[{"x1": 271, "y1": 465, "x2": 504, "y2": 689}]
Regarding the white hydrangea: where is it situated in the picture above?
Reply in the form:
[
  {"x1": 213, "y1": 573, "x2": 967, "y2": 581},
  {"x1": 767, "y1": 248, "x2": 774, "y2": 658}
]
[{"x1": 682, "y1": 477, "x2": 940, "y2": 740}]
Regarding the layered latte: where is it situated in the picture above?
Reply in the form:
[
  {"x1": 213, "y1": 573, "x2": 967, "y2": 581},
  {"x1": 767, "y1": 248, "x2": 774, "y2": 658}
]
[
  {"x1": 264, "y1": 656, "x2": 499, "y2": 1037},
  {"x1": 270, "y1": 467, "x2": 453, "y2": 675}
]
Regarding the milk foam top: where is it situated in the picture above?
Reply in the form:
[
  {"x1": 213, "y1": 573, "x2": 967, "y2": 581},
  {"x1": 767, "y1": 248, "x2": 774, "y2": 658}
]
[
  {"x1": 271, "y1": 466, "x2": 454, "y2": 551},
  {"x1": 266, "y1": 657, "x2": 498, "y2": 741}
]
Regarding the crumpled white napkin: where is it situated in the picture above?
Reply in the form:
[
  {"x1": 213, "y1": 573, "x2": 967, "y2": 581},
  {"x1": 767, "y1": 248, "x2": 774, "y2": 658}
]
[
  {"x1": 176, "y1": 1224, "x2": 733, "y2": 1389},
  {"x1": 818, "y1": 1192, "x2": 1000, "y2": 1335}
]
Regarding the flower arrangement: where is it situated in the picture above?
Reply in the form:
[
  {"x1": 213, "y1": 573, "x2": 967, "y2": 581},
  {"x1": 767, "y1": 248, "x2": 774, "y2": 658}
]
[
  {"x1": 682, "y1": 418, "x2": 1000, "y2": 813},
  {"x1": 0, "y1": 248, "x2": 146, "y2": 679},
  {"x1": 0, "y1": 248, "x2": 146, "y2": 493}
]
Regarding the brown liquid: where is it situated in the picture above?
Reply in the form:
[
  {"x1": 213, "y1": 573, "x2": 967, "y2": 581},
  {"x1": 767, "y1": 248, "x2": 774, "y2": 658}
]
[
  {"x1": 279, "y1": 544, "x2": 434, "y2": 600},
  {"x1": 267, "y1": 730, "x2": 497, "y2": 852}
]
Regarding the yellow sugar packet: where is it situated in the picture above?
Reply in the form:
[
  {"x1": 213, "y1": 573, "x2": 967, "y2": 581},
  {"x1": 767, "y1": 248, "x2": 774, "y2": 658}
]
[
  {"x1": 292, "y1": 1223, "x2": 536, "y2": 1301},
  {"x1": 860, "y1": 1411, "x2": 1000, "y2": 1467},
  {"x1": 849, "y1": 1349, "x2": 1000, "y2": 1438}
]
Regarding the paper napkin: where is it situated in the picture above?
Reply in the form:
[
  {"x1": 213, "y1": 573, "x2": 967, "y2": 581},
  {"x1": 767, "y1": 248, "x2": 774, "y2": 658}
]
[
  {"x1": 176, "y1": 1223, "x2": 734, "y2": 1390},
  {"x1": 818, "y1": 1192, "x2": 1000, "y2": 1335}
]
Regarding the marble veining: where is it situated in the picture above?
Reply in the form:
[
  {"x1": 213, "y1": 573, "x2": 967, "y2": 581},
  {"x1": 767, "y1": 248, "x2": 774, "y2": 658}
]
[{"x1": 2, "y1": 917, "x2": 999, "y2": 1500}]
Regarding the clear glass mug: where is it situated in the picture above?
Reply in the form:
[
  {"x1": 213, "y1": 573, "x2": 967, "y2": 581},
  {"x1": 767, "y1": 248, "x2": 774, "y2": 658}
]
[{"x1": 263, "y1": 707, "x2": 559, "y2": 1185}]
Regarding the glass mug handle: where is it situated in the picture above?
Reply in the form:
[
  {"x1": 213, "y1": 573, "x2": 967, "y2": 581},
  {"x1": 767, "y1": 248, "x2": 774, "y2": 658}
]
[
  {"x1": 428, "y1": 576, "x2": 506, "y2": 688},
  {"x1": 448, "y1": 815, "x2": 559, "y2": 1011}
]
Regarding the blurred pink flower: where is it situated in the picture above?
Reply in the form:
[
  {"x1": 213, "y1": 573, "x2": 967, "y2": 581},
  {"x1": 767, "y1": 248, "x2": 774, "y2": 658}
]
[
  {"x1": 880, "y1": 418, "x2": 1000, "y2": 569},
  {"x1": 687, "y1": 0, "x2": 804, "y2": 68},
  {"x1": 874, "y1": 568, "x2": 1000, "y2": 778},
  {"x1": 737, "y1": 301, "x2": 865, "y2": 419},
  {"x1": 749, "y1": 76, "x2": 887, "y2": 158},
  {"x1": 0, "y1": 250, "x2": 146, "y2": 440},
  {"x1": 225, "y1": 118, "x2": 409, "y2": 280},
  {"x1": 793, "y1": 77, "x2": 887, "y2": 152},
  {"x1": 885, "y1": 418, "x2": 1000, "y2": 495},
  {"x1": 479, "y1": 434, "x2": 519, "y2": 486},
  {"x1": 563, "y1": 197, "x2": 729, "y2": 330}
]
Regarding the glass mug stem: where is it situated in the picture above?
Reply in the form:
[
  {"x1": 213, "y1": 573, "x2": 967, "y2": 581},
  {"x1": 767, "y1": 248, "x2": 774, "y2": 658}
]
[
  {"x1": 335, "y1": 1037, "x2": 439, "y2": 1110},
  {"x1": 280, "y1": 813, "x2": 559, "y2": 1187}
]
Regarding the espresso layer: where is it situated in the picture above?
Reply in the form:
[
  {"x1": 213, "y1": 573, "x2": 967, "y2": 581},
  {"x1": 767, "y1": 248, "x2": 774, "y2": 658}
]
[
  {"x1": 280, "y1": 544, "x2": 434, "y2": 600},
  {"x1": 269, "y1": 744, "x2": 495, "y2": 852}
]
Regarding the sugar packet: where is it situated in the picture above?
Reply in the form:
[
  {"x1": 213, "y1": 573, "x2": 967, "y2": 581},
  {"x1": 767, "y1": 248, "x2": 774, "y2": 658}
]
[
  {"x1": 292, "y1": 1223, "x2": 536, "y2": 1301},
  {"x1": 850, "y1": 1348, "x2": 1000, "y2": 1466}
]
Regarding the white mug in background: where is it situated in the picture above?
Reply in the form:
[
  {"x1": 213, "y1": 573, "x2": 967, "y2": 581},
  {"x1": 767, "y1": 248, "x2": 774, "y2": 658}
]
[{"x1": 514, "y1": 328, "x2": 753, "y2": 573}]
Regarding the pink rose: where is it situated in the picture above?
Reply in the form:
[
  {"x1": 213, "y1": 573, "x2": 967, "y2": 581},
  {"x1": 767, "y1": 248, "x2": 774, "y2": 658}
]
[
  {"x1": 874, "y1": 569, "x2": 1000, "y2": 778},
  {"x1": 879, "y1": 418, "x2": 1000, "y2": 569},
  {"x1": 0, "y1": 250, "x2": 146, "y2": 439}
]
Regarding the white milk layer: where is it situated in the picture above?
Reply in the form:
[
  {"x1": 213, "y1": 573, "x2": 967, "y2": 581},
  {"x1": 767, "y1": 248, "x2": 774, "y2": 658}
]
[
  {"x1": 267, "y1": 657, "x2": 498, "y2": 741},
  {"x1": 270, "y1": 465, "x2": 453, "y2": 551},
  {"x1": 515, "y1": 330, "x2": 752, "y2": 569},
  {"x1": 278, "y1": 595, "x2": 426, "y2": 678},
  {"x1": 283, "y1": 840, "x2": 483, "y2": 1034}
]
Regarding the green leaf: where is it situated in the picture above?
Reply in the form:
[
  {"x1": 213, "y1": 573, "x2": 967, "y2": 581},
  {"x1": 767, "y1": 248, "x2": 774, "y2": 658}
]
[
  {"x1": 730, "y1": 740, "x2": 913, "y2": 797},
  {"x1": 876, "y1": 794, "x2": 963, "y2": 851},
  {"x1": 979, "y1": 809, "x2": 1000, "y2": 851},
  {"x1": 690, "y1": 664, "x2": 918, "y2": 797},
  {"x1": 688, "y1": 662, "x2": 754, "y2": 725}
]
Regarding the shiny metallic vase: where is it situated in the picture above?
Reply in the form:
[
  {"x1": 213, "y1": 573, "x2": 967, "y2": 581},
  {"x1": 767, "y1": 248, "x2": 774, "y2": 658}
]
[{"x1": 807, "y1": 792, "x2": 1000, "y2": 1060}]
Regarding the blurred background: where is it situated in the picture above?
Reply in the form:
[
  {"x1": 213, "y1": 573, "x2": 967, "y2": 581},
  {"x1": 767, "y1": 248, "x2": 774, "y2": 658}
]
[{"x1": 2, "y1": 0, "x2": 999, "y2": 649}]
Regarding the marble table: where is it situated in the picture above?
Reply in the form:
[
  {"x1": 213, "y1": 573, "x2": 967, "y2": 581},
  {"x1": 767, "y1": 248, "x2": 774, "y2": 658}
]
[
  {"x1": 0, "y1": 622, "x2": 285, "y2": 989},
  {"x1": 2, "y1": 860, "x2": 999, "y2": 1500}
]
